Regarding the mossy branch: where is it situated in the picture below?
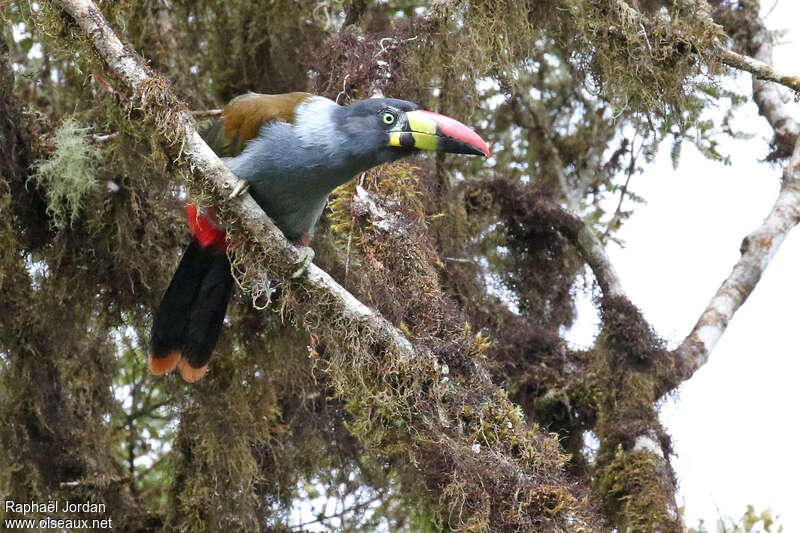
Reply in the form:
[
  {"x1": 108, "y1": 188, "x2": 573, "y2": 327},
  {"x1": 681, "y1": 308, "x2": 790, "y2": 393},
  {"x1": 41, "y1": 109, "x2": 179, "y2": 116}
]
[
  {"x1": 552, "y1": 2, "x2": 800, "y2": 387},
  {"x1": 617, "y1": 0, "x2": 800, "y2": 96}
]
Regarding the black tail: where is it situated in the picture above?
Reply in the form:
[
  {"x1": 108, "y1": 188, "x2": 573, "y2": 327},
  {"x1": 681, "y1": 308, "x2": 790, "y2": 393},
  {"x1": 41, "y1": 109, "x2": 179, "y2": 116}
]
[{"x1": 150, "y1": 239, "x2": 234, "y2": 381}]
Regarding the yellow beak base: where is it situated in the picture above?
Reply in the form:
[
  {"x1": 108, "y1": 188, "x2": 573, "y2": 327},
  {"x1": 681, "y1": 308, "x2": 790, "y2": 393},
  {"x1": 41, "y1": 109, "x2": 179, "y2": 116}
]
[
  {"x1": 390, "y1": 131, "x2": 439, "y2": 151},
  {"x1": 388, "y1": 109, "x2": 490, "y2": 158}
]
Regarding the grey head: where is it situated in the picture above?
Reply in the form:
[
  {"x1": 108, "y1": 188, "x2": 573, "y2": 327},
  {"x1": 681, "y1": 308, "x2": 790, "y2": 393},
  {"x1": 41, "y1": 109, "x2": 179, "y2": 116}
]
[{"x1": 333, "y1": 97, "x2": 422, "y2": 170}]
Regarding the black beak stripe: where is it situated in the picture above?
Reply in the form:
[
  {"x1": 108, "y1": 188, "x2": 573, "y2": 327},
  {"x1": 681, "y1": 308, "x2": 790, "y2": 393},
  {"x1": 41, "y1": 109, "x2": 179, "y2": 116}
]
[{"x1": 397, "y1": 131, "x2": 416, "y2": 149}]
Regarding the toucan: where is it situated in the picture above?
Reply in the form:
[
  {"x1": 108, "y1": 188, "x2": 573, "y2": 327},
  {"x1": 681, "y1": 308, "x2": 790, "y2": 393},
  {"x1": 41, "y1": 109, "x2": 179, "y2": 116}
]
[{"x1": 149, "y1": 92, "x2": 490, "y2": 382}]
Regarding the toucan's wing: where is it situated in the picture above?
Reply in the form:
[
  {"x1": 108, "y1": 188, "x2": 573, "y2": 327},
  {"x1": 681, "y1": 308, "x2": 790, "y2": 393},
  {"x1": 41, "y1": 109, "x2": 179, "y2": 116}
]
[{"x1": 202, "y1": 92, "x2": 313, "y2": 157}]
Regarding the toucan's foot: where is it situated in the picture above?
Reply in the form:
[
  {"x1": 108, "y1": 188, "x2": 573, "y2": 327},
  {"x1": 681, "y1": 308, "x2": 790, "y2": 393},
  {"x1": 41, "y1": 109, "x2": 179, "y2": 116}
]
[
  {"x1": 228, "y1": 178, "x2": 250, "y2": 200},
  {"x1": 290, "y1": 246, "x2": 315, "y2": 279}
]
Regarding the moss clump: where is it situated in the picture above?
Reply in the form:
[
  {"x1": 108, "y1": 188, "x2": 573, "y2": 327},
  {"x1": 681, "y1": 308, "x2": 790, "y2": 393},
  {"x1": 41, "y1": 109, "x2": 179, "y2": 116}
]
[
  {"x1": 599, "y1": 295, "x2": 666, "y2": 368},
  {"x1": 328, "y1": 161, "x2": 447, "y2": 332},
  {"x1": 594, "y1": 447, "x2": 681, "y2": 533},
  {"x1": 29, "y1": 117, "x2": 101, "y2": 229},
  {"x1": 569, "y1": 0, "x2": 724, "y2": 116},
  {"x1": 474, "y1": 179, "x2": 586, "y2": 327}
]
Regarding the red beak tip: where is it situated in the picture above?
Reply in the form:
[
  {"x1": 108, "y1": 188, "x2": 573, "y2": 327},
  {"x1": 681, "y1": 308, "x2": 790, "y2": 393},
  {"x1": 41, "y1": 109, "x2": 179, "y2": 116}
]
[
  {"x1": 418, "y1": 109, "x2": 490, "y2": 158},
  {"x1": 473, "y1": 138, "x2": 490, "y2": 159}
]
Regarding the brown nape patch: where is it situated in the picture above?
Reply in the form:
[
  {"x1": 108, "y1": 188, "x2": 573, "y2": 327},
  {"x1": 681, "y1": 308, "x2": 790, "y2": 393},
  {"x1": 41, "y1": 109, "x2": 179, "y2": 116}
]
[
  {"x1": 149, "y1": 351, "x2": 180, "y2": 375},
  {"x1": 222, "y1": 92, "x2": 311, "y2": 148},
  {"x1": 177, "y1": 358, "x2": 208, "y2": 383}
]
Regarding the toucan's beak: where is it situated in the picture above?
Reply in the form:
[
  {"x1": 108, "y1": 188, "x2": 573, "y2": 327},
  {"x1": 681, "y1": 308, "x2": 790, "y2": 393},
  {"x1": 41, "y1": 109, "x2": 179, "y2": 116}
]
[{"x1": 390, "y1": 110, "x2": 490, "y2": 158}]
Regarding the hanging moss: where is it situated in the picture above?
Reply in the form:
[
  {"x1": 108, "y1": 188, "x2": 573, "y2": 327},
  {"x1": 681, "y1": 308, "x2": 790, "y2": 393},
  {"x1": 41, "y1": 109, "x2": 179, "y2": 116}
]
[{"x1": 165, "y1": 367, "x2": 282, "y2": 532}]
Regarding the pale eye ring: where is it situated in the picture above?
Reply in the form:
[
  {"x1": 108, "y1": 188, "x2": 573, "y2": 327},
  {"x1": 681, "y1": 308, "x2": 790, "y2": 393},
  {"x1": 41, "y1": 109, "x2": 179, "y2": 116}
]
[{"x1": 382, "y1": 112, "x2": 396, "y2": 125}]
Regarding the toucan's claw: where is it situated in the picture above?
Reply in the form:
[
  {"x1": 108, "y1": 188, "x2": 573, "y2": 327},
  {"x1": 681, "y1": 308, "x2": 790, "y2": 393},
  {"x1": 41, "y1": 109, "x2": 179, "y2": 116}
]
[
  {"x1": 290, "y1": 246, "x2": 315, "y2": 279},
  {"x1": 228, "y1": 178, "x2": 250, "y2": 200}
]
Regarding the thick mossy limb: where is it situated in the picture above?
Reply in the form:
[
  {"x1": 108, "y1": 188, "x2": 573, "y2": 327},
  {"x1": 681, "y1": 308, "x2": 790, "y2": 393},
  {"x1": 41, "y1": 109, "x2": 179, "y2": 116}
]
[
  {"x1": 594, "y1": 448, "x2": 682, "y2": 533},
  {"x1": 590, "y1": 296, "x2": 681, "y2": 532}
]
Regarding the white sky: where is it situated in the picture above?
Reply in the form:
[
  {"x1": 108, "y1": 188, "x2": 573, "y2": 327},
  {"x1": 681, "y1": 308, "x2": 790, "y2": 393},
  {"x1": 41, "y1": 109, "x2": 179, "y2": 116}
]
[{"x1": 595, "y1": 2, "x2": 800, "y2": 529}]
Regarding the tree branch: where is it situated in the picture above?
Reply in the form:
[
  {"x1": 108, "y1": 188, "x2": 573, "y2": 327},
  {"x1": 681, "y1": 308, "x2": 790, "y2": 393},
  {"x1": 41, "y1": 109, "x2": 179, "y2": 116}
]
[
  {"x1": 505, "y1": 92, "x2": 627, "y2": 298},
  {"x1": 674, "y1": 8, "x2": 800, "y2": 381},
  {"x1": 190, "y1": 109, "x2": 222, "y2": 118},
  {"x1": 575, "y1": 219, "x2": 626, "y2": 298},
  {"x1": 675, "y1": 128, "x2": 800, "y2": 379},
  {"x1": 727, "y1": 5, "x2": 800, "y2": 156},
  {"x1": 717, "y1": 46, "x2": 800, "y2": 95},
  {"x1": 614, "y1": 0, "x2": 800, "y2": 110}
]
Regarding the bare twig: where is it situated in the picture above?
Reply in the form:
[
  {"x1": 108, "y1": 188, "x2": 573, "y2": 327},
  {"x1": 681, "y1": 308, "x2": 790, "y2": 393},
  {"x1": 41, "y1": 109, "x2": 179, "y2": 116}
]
[
  {"x1": 717, "y1": 47, "x2": 800, "y2": 95},
  {"x1": 291, "y1": 495, "x2": 382, "y2": 530},
  {"x1": 442, "y1": 256, "x2": 476, "y2": 264},
  {"x1": 602, "y1": 136, "x2": 641, "y2": 242},
  {"x1": 191, "y1": 109, "x2": 222, "y2": 118},
  {"x1": 93, "y1": 132, "x2": 118, "y2": 143},
  {"x1": 59, "y1": 475, "x2": 130, "y2": 489}
]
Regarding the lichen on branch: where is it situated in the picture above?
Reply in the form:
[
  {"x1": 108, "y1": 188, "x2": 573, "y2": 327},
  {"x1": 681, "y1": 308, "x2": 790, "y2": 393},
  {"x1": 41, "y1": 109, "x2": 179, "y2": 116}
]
[{"x1": 30, "y1": 117, "x2": 102, "y2": 229}]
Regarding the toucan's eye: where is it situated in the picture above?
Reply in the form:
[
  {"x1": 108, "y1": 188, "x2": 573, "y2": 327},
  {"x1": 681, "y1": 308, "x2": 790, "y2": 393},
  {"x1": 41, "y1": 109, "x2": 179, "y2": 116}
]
[{"x1": 382, "y1": 112, "x2": 396, "y2": 125}]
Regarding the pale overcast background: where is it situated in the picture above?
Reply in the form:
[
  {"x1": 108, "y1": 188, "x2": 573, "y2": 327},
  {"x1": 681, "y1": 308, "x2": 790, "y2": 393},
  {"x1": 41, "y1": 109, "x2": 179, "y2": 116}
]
[{"x1": 577, "y1": 2, "x2": 800, "y2": 530}]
